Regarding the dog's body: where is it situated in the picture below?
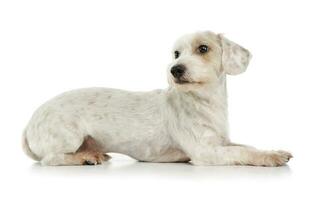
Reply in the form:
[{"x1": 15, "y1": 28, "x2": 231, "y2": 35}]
[{"x1": 23, "y1": 31, "x2": 292, "y2": 166}]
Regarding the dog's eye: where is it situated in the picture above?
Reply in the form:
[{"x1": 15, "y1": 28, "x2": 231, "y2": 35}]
[
  {"x1": 198, "y1": 45, "x2": 209, "y2": 54},
  {"x1": 174, "y1": 51, "x2": 180, "y2": 59}
]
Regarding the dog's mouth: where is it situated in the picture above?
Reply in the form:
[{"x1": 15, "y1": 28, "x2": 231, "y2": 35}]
[
  {"x1": 174, "y1": 78, "x2": 202, "y2": 85},
  {"x1": 175, "y1": 79, "x2": 190, "y2": 84}
]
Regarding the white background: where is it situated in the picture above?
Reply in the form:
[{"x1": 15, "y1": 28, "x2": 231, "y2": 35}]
[{"x1": 0, "y1": 0, "x2": 308, "y2": 199}]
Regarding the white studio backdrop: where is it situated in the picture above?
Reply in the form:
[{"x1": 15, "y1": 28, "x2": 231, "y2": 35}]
[{"x1": 0, "y1": 0, "x2": 308, "y2": 199}]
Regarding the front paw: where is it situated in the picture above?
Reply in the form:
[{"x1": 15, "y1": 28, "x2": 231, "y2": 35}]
[{"x1": 262, "y1": 150, "x2": 293, "y2": 167}]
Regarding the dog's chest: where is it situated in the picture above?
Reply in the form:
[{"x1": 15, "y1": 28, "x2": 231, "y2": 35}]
[{"x1": 171, "y1": 96, "x2": 229, "y2": 145}]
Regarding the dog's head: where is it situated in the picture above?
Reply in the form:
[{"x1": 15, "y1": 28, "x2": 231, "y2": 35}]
[{"x1": 168, "y1": 31, "x2": 251, "y2": 91}]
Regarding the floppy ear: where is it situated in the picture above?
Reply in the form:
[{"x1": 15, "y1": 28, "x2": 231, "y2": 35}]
[{"x1": 218, "y1": 34, "x2": 252, "y2": 75}]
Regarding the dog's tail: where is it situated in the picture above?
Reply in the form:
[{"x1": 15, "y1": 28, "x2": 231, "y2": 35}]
[{"x1": 22, "y1": 129, "x2": 40, "y2": 161}]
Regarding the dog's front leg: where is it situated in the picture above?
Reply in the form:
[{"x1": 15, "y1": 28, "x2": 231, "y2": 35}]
[{"x1": 185, "y1": 144, "x2": 292, "y2": 167}]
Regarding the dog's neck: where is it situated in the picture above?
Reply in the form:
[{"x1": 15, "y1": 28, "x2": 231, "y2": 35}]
[{"x1": 166, "y1": 75, "x2": 228, "y2": 135}]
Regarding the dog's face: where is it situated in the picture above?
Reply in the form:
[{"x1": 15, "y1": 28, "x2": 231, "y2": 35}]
[{"x1": 168, "y1": 31, "x2": 252, "y2": 91}]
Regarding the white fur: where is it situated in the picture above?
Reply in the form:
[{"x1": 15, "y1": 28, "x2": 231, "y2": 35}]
[{"x1": 23, "y1": 31, "x2": 292, "y2": 166}]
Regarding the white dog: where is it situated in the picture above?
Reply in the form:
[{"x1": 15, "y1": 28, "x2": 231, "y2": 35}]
[{"x1": 22, "y1": 31, "x2": 292, "y2": 166}]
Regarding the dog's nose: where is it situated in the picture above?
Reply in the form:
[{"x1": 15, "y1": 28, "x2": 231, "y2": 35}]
[{"x1": 171, "y1": 64, "x2": 186, "y2": 78}]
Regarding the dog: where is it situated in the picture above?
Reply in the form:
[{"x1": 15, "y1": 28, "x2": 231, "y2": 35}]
[{"x1": 22, "y1": 31, "x2": 292, "y2": 166}]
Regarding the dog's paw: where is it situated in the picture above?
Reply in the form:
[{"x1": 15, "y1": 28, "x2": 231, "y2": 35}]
[
  {"x1": 262, "y1": 150, "x2": 293, "y2": 167},
  {"x1": 82, "y1": 152, "x2": 111, "y2": 165}
]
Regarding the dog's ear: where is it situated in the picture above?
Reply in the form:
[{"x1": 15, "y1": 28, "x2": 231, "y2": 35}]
[{"x1": 218, "y1": 34, "x2": 252, "y2": 75}]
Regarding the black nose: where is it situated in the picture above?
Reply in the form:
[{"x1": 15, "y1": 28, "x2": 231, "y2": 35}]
[{"x1": 171, "y1": 64, "x2": 186, "y2": 78}]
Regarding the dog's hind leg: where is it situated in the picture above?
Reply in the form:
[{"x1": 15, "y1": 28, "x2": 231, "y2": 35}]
[{"x1": 41, "y1": 136, "x2": 111, "y2": 166}]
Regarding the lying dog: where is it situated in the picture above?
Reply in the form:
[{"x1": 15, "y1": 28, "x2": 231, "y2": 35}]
[{"x1": 22, "y1": 31, "x2": 292, "y2": 166}]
